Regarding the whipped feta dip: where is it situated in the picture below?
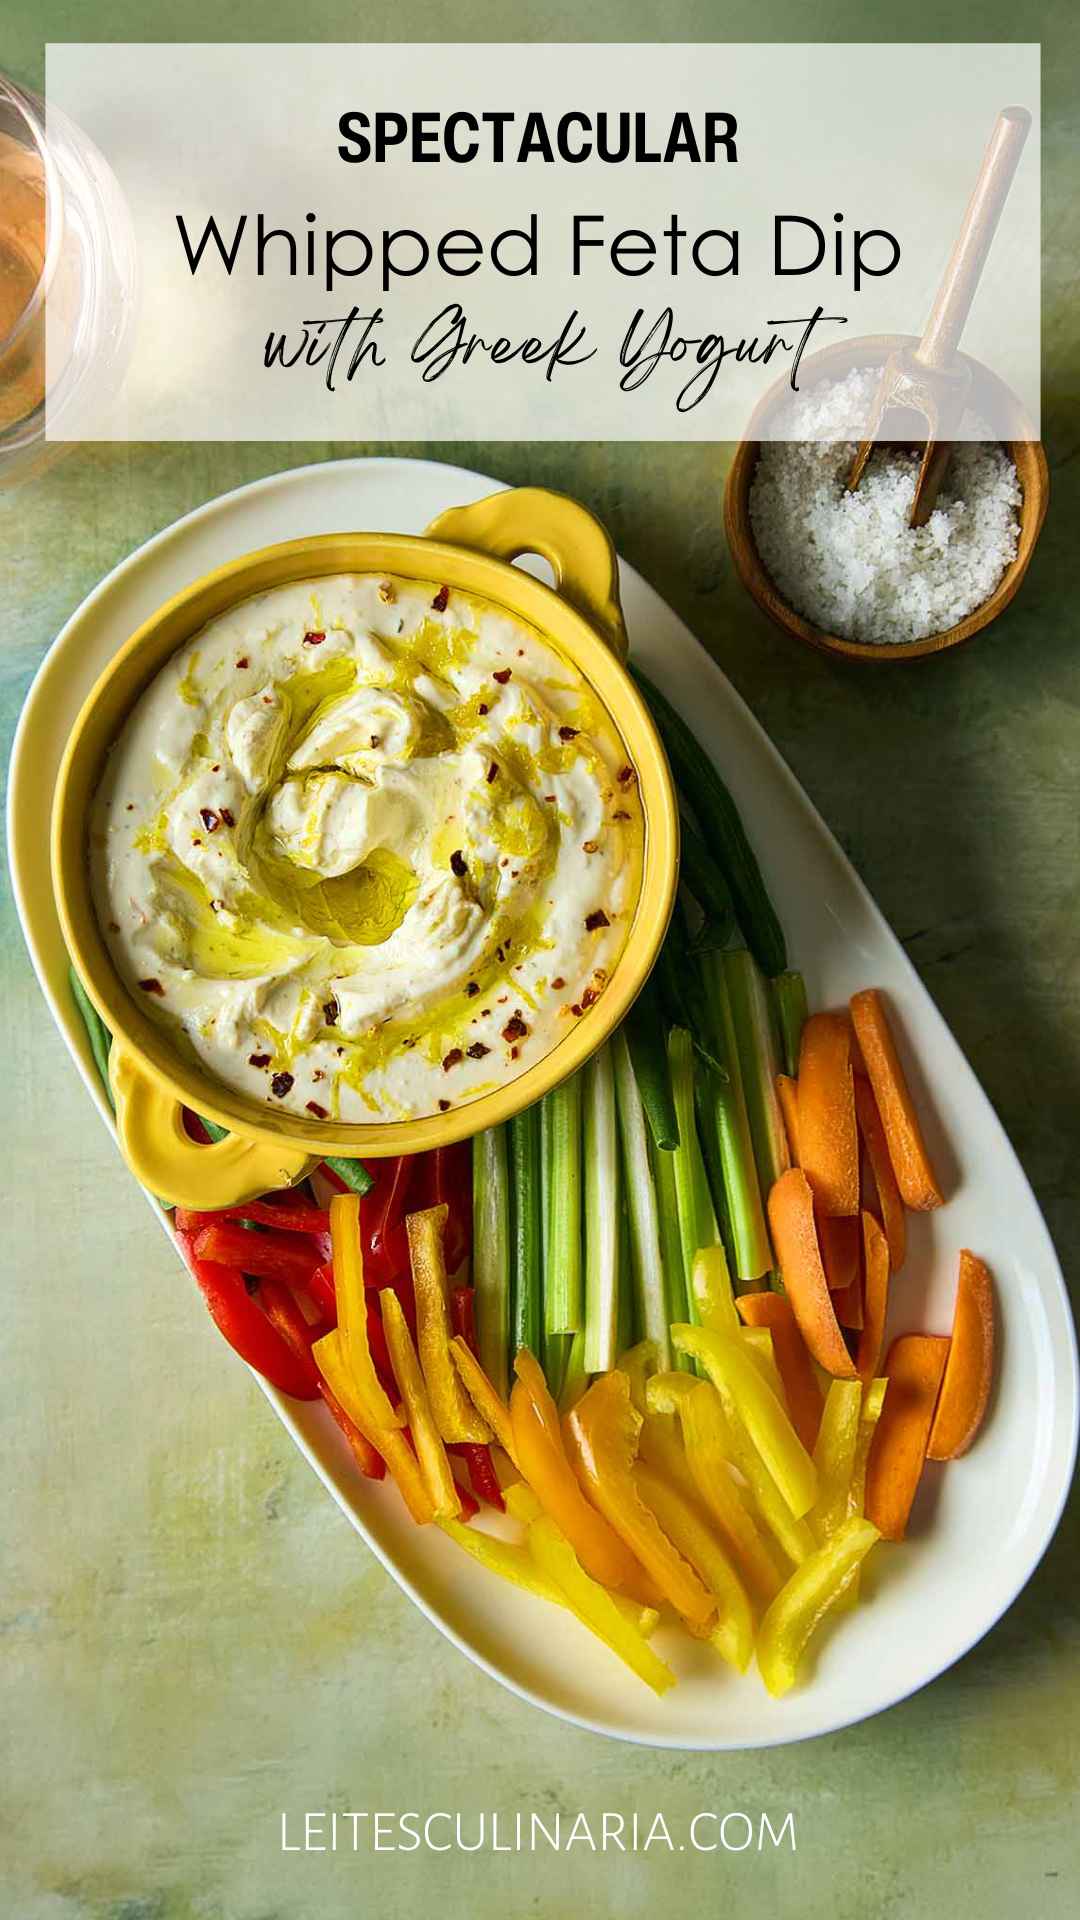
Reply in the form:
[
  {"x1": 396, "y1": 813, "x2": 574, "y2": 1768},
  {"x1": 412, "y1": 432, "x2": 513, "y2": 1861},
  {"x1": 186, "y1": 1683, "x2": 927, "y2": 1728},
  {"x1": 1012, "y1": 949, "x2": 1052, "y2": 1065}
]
[{"x1": 90, "y1": 572, "x2": 643, "y2": 1122}]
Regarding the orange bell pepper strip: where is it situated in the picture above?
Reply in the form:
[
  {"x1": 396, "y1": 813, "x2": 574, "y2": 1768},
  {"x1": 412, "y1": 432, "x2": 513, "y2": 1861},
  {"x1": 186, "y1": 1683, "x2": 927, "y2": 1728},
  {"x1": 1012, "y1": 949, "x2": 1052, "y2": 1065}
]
[
  {"x1": 928, "y1": 1252, "x2": 995, "y2": 1460},
  {"x1": 853, "y1": 1074, "x2": 907, "y2": 1270},
  {"x1": 449, "y1": 1336, "x2": 518, "y2": 1464},
  {"x1": 510, "y1": 1352, "x2": 656, "y2": 1602},
  {"x1": 650, "y1": 1376, "x2": 787, "y2": 1604},
  {"x1": 313, "y1": 1329, "x2": 434, "y2": 1524},
  {"x1": 756, "y1": 1516, "x2": 880, "y2": 1696},
  {"x1": 775, "y1": 1073, "x2": 802, "y2": 1165},
  {"x1": 670, "y1": 1323, "x2": 818, "y2": 1518},
  {"x1": 408, "y1": 1206, "x2": 490, "y2": 1443},
  {"x1": 865, "y1": 1334, "x2": 949, "y2": 1539},
  {"x1": 849, "y1": 990, "x2": 944, "y2": 1211},
  {"x1": 797, "y1": 1013, "x2": 859, "y2": 1216},
  {"x1": 766, "y1": 1169, "x2": 858, "y2": 1379},
  {"x1": 329, "y1": 1193, "x2": 403, "y2": 1429},
  {"x1": 380, "y1": 1289, "x2": 461, "y2": 1519},
  {"x1": 565, "y1": 1372, "x2": 716, "y2": 1628},
  {"x1": 736, "y1": 1292, "x2": 823, "y2": 1455},
  {"x1": 634, "y1": 1463, "x2": 754, "y2": 1671},
  {"x1": 856, "y1": 1211, "x2": 890, "y2": 1385}
]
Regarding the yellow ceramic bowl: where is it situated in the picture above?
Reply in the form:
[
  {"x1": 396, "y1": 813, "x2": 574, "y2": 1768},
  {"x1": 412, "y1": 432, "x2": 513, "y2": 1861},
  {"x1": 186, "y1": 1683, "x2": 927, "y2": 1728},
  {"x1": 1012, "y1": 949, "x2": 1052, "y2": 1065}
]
[{"x1": 52, "y1": 487, "x2": 678, "y2": 1208}]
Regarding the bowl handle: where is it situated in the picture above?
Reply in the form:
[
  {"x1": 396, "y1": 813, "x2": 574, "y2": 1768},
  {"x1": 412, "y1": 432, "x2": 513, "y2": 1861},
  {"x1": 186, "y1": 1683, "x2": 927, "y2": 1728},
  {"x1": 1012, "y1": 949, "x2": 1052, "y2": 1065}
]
[
  {"x1": 109, "y1": 1042, "x2": 319, "y2": 1209},
  {"x1": 425, "y1": 488, "x2": 627, "y2": 659}
]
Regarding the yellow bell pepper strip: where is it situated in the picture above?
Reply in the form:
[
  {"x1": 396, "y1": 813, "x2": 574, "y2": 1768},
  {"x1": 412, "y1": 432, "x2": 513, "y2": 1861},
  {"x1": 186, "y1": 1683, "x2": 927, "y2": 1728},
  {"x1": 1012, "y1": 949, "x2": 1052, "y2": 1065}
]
[
  {"x1": 671, "y1": 1324, "x2": 818, "y2": 1519},
  {"x1": 313, "y1": 1330, "x2": 434, "y2": 1524},
  {"x1": 740, "y1": 1327, "x2": 788, "y2": 1405},
  {"x1": 449, "y1": 1336, "x2": 518, "y2": 1464},
  {"x1": 329, "y1": 1193, "x2": 403, "y2": 1429},
  {"x1": 565, "y1": 1373, "x2": 716, "y2": 1629},
  {"x1": 808, "y1": 1379, "x2": 864, "y2": 1545},
  {"x1": 526, "y1": 1511, "x2": 676, "y2": 1695},
  {"x1": 663, "y1": 1357, "x2": 814, "y2": 1569},
  {"x1": 634, "y1": 1463, "x2": 754, "y2": 1672},
  {"x1": 380, "y1": 1289, "x2": 461, "y2": 1520},
  {"x1": 436, "y1": 1514, "x2": 567, "y2": 1604},
  {"x1": 408, "y1": 1206, "x2": 490, "y2": 1443},
  {"x1": 615, "y1": 1339, "x2": 659, "y2": 1415},
  {"x1": 756, "y1": 1516, "x2": 880, "y2": 1697},
  {"x1": 510, "y1": 1358, "x2": 657, "y2": 1603},
  {"x1": 836, "y1": 1377, "x2": 888, "y2": 1610},
  {"x1": 691, "y1": 1246, "x2": 741, "y2": 1336},
  {"x1": 669, "y1": 1381, "x2": 788, "y2": 1605},
  {"x1": 505, "y1": 1483, "x2": 662, "y2": 1641}
]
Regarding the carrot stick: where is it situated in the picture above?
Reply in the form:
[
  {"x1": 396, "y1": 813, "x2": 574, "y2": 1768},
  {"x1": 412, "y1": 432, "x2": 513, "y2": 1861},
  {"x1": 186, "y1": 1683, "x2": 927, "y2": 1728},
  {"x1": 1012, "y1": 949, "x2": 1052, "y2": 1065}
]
[
  {"x1": 856, "y1": 1212, "x2": 890, "y2": 1385},
  {"x1": 853, "y1": 1074, "x2": 906, "y2": 1270},
  {"x1": 819, "y1": 1213, "x2": 858, "y2": 1294},
  {"x1": 849, "y1": 991, "x2": 943, "y2": 1212},
  {"x1": 865, "y1": 1334, "x2": 950, "y2": 1540},
  {"x1": 832, "y1": 1265, "x2": 864, "y2": 1331},
  {"x1": 928, "y1": 1253, "x2": 995, "y2": 1460},
  {"x1": 797, "y1": 1013, "x2": 859, "y2": 1217},
  {"x1": 776, "y1": 1074, "x2": 801, "y2": 1166},
  {"x1": 766, "y1": 1169, "x2": 857, "y2": 1379},
  {"x1": 737, "y1": 1291, "x2": 824, "y2": 1454}
]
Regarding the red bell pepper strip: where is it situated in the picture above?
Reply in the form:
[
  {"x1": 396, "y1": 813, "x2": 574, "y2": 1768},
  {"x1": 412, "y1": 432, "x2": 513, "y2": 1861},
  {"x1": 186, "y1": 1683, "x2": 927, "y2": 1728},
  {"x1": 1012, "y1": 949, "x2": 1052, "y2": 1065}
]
[
  {"x1": 173, "y1": 1227, "x2": 320, "y2": 1400},
  {"x1": 255, "y1": 1275, "x2": 328, "y2": 1358},
  {"x1": 415, "y1": 1145, "x2": 472, "y2": 1274},
  {"x1": 175, "y1": 1199, "x2": 330, "y2": 1236},
  {"x1": 192, "y1": 1221, "x2": 325, "y2": 1289},
  {"x1": 319, "y1": 1381, "x2": 387, "y2": 1480},
  {"x1": 307, "y1": 1262, "x2": 338, "y2": 1325},
  {"x1": 449, "y1": 1284, "x2": 504, "y2": 1510},
  {"x1": 360, "y1": 1155, "x2": 416, "y2": 1286}
]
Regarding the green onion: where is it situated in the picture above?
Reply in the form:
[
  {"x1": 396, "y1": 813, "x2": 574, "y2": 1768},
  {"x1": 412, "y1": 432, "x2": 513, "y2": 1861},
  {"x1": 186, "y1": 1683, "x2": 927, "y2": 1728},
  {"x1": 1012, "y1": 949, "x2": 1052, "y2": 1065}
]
[
  {"x1": 680, "y1": 816, "x2": 737, "y2": 952},
  {"x1": 583, "y1": 1043, "x2": 620, "y2": 1374},
  {"x1": 633, "y1": 665, "x2": 787, "y2": 978},
  {"x1": 698, "y1": 952, "x2": 773, "y2": 1284},
  {"x1": 625, "y1": 975, "x2": 679, "y2": 1150},
  {"x1": 473, "y1": 1125, "x2": 511, "y2": 1399},
  {"x1": 773, "y1": 969, "x2": 809, "y2": 1078},
  {"x1": 509, "y1": 1104, "x2": 542, "y2": 1362},
  {"x1": 69, "y1": 966, "x2": 114, "y2": 1106},
  {"x1": 541, "y1": 1077, "x2": 583, "y2": 1337},
  {"x1": 723, "y1": 948, "x2": 790, "y2": 1198},
  {"x1": 613, "y1": 1029, "x2": 672, "y2": 1371},
  {"x1": 543, "y1": 1330, "x2": 572, "y2": 1405},
  {"x1": 667, "y1": 1027, "x2": 720, "y2": 1312},
  {"x1": 695, "y1": 1065, "x2": 737, "y2": 1274}
]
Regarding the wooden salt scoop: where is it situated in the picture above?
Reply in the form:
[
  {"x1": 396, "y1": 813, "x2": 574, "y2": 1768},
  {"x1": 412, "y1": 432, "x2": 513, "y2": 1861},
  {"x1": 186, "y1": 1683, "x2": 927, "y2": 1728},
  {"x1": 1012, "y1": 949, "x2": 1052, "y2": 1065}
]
[{"x1": 847, "y1": 107, "x2": 1031, "y2": 527}]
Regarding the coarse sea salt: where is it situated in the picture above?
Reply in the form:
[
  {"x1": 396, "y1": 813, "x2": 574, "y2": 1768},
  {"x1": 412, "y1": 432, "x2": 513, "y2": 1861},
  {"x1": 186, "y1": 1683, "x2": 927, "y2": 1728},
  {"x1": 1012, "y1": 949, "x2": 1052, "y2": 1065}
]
[{"x1": 749, "y1": 368, "x2": 1022, "y2": 646}]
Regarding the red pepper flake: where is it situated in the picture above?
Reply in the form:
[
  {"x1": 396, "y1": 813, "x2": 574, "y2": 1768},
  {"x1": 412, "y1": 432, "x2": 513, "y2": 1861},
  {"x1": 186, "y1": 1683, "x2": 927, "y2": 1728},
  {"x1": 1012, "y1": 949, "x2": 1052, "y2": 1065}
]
[
  {"x1": 551, "y1": 976, "x2": 566, "y2": 990},
  {"x1": 558, "y1": 724, "x2": 579, "y2": 742},
  {"x1": 570, "y1": 1003, "x2": 583, "y2": 1018},
  {"x1": 270, "y1": 1072, "x2": 294, "y2": 1098},
  {"x1": 438, "y1": 1099, "x2": 452, "y2": 1112},
  {"x1": 582, "y1": 839, "x2": 599, "y2": 854},
  {"x1": 477, "y1": 702, "x2": 489, "y2": 715},
  {"x1": 219, "y1": 807, "x2": 235, "y2": 829},
  {"x1": 303, "y1": 630, "x2": 326, "y2": 646},
  {"x1": 492, "y1": 667, "x2": 512, "y2": 684},
  {"x1": 581, "y1": 984, "x2": 600, "y2": 1011},
  {"x1": 248, "y1": 1052, "x2": 271, "y2": 1068},
  {"x1": 613, "y1": 809, "x2": 631, "y2": 821},
  {"x1": 235, "y1": 656, "x2": 249, "y2": 669},
  {"x1": 544, "y1": 794, "x2": 557, "y2": 803},
  {"x1": 466, "y1": 1041, "x2": 490, "y2": 1060},
  {"x1": 502, "y1": 1012, "x2": 528, "y2": 1044},
  {"x1": 617, "y1": 764, "x2": 637, "y2": 786},
  {"x1": 370, "y1": 735, "x2": 381, "y2": 749},
  {"x1": 209, "y1": 899, "x2": 225, "y2": 913},
  {"x1": 432, "y1": 585, "x2": 450, "y2": 612},
  {"x1": 199, "y1": 807, "x2": 220, "y2": 833},
  {"x1": 442, "y1": 1049, "x2": 464, "y2": 1071},
  {"x1": 585, "y1": 909, "x2": 610, "y2": 932},
  {"x1": 486, "y1": 762, "x2": 499, "y2": 783},
  {"x1": 465, "y1": 982, "x2": 480, "y2": 998},
  {"x1": 306, "y1": 1101, "x2": 329, "y2": 1119},
  {"x1": 450, "y1": 850, "x2": 468, "y2": 878},
  {"x1": 323, "y1": 999, "x2": 339, "y2": 1026},
  {"x1": 138, "y1": 977, "x2": 165, "y2": 996},
  {"x1": 509, "y1": 1046, "x2": 520, "y2": 1061}
]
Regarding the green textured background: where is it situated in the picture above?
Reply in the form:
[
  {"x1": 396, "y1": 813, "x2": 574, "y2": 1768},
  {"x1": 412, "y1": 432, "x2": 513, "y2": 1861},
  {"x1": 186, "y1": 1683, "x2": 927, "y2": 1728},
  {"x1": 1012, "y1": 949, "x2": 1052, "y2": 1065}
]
[{"x1": 2, "y1": 4, "x2": 1077, "y2": 1916}]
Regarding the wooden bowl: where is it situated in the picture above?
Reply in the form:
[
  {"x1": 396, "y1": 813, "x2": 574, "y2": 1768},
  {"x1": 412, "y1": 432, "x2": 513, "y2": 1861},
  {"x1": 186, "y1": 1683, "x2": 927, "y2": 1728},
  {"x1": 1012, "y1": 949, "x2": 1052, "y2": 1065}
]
[{"x1": 723, "y1": 335, "x2": 1049, "y2": 663}]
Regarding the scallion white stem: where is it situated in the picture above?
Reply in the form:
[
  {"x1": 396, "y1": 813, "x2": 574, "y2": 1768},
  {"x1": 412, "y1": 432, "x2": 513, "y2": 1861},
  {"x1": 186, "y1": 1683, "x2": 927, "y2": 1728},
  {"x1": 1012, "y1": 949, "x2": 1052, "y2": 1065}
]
[
  {"x1": 541, "y1": 1076, "x2": 583, "y2": 1338},
  {"x1": 613, "y1": 1029, "x2": 672, "y2": 1372},
  {"x1": 472, "y1": 1125, "x2": 511, "y2": 1398},
  {"x1": 583, "y1": 1042, "x2": 620, "y2": 1374}
]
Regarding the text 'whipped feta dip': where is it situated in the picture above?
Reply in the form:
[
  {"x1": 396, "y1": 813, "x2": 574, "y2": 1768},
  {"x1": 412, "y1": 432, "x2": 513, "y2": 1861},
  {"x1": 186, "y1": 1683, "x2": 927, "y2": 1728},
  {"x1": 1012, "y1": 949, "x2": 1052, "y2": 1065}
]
[{"x1": 90, "y1": 572, "x2": 644, "y2": 1123}]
